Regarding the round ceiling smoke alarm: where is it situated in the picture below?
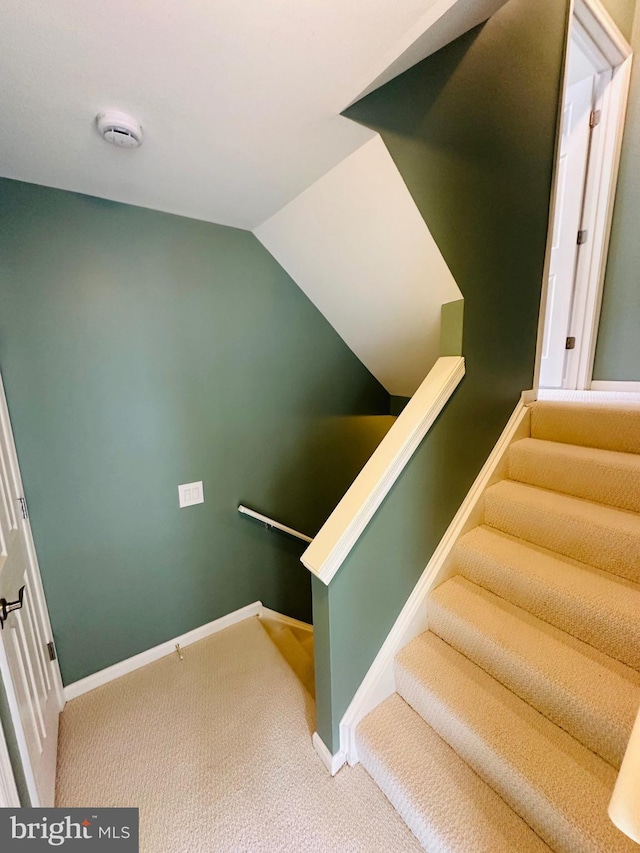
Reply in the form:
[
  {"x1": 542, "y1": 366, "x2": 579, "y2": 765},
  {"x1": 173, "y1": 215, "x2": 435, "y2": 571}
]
[{"x1": 96, "y1": 110, "x2": 143, "y2": 148}]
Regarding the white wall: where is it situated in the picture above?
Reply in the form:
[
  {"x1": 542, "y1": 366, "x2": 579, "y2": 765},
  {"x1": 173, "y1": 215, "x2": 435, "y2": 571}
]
[{"x1": 255, "y1": 136, "x2": 462, "y2": 397}]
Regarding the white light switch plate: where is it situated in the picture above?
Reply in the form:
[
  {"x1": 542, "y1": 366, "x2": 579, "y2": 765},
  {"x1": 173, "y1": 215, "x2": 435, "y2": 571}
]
[{"x1": 178, "y1": 481, "x2": 204, "y2": 508}]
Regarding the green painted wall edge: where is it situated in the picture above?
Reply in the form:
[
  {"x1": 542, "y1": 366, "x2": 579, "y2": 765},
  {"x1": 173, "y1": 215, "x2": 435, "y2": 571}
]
[
  {"x1": 440, "y1": 299, "x2": 464, "y2": 357},
  {"x1": 593, "y1": 0, "x2": 640, "y2": 380},
  {"x1": 312, "y1": 0, "x2": 570, "y2": 752}
]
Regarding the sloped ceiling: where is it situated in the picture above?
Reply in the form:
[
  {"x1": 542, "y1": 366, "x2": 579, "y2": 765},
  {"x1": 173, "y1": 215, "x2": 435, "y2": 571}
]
[
  {"x1": 351, "y1": 0, "x2": 508, "y2": 102},
  {"x1": 0, "y1": 0, "x2": 507, "y2": 230},
  {"x1": 256, "y1": 136, "x2": 462, "y2": 396}
]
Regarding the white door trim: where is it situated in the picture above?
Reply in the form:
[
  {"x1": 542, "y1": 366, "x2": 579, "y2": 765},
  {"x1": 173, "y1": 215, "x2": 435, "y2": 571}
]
[
  {"x1": 0, "y1": 717, "x2": 20, "y2": 807},
  {"x1": 574, "y1": 0, "x2": 632, "y2": 62},
  {"x1": 534, "y1": 0, "x2": 632, "y2": 393},
  {"x1": 590, "y1": 380, "x2": 640, "y2": 392}
]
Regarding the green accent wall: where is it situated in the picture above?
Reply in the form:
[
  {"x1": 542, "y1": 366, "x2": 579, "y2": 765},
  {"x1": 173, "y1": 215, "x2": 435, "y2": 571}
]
[
  {"x1": 389, "y1": 396, "x2": 410, "y2": 415},
  {"x1": 593, "y1": 2, "x2": 640, "y2": 380},
  {"x1": 313, "y1": 0, "x2": 569, "y2": 752},
  {"x1": 440, "y1": 299, "x2": 464, "y2": 357},
  {"x1": 0, "y1": 178, "x2": 390, "y2": 693}
]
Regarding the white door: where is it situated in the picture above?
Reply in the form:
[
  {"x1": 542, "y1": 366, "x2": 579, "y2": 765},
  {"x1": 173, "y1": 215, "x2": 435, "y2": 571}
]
[
  {"x1": 0, "y1": 373, "x2": 63, "y2": 806},
  {"x1": 539, "y1": 74, "x2": 595, "y2": 388}
]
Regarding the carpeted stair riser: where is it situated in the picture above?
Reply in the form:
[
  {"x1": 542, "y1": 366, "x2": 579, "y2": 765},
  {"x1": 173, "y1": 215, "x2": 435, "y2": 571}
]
[
  {"x1": 484, "y1": 480, "x2": 640, "y2": 584},
  {"x1": 509, "y1": 437, "x2": 640, "y2": 514},
  {"x1": 453, "y1": 526, "x2": 640, "y2": 670},
  {"x1": 427, "y1": 576, "x2": 640, "y2": 768},
  {"x1": 356, "y1": 694, "x2": 553, "y2": 853},
  {"x1": 395, "y1": 632, "x2": 638, "y2": 853},
  {"x1": 530, "y1": 401, "x2": 640, "y2": 454}
]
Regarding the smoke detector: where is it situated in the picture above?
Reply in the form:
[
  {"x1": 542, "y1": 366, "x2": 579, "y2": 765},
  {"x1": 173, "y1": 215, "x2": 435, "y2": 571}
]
[{"x1": 96, "y1": 110, "x2": 143, "y2": 149}]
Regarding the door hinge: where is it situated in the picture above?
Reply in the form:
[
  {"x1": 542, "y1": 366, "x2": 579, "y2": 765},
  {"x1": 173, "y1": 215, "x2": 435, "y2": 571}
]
[
  {"x1": 47, "y1": 641, "x2": 57, "y2": 662},
  {"x1": 589, "y1": 109, "x2": 601, "y2": 129},
  {"x1": 577, "y1": 229, "x2": 588, "y2": 245},
  {"x1": 566, "y1": 336, "x2": 576, "y2": 350},
  {"x1": 18, "y1": 496, "x2": 28, "y2": 520}
]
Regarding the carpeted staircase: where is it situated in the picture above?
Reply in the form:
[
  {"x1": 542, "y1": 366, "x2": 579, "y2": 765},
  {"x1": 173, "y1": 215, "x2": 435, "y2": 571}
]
[
  {"x1": 260, "y1": 615, "x2": 315, "y2": 698},
  {"x1": 356, "y1": 400, "x2": 640, "y2": 852}
]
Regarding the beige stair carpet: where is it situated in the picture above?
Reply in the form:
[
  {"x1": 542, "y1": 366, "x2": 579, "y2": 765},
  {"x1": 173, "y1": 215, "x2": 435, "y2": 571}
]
[
  {"x1": 484, "y1": 479, "x2": 640, "y2": 582},
  {"x1": 509, "y1": 437, "x2": 640, "y2": 513},
  {"x1": 530, "y1": 401, "x2": 640, "y2": 454},
  {"x1": 56, "y1": 617, "x2": 421, "y2": 853},
  {"x1": 356, "y1": 694, "x2": 552, "y2": 852},
  {"x1": 300, "y1": 634, "x2": 315, "y2": 656},
  {"x1": 356, "y1": 400, "x2": 640, "y2": 852},
  {"x1": 395, "y1": 632, "x2": 638, "y2": 853},
  {"x1": 427, "y1": 576, "x2": 640, "y2": 768},
  {"x1": 455, "y1": 525, "x2": 640, "y2": 670},
  {"x1": 259, "y1": 616, "x2": 315, "y2": 698}
]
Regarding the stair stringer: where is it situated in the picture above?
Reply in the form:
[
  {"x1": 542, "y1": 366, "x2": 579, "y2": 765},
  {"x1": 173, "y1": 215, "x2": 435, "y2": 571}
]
[{"x1": 338, "y1": 395, "x2": 531, "y2": 766}]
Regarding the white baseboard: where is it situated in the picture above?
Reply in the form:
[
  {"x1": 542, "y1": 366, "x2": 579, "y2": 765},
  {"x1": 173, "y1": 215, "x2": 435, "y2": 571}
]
[
  {"x1": 260, "y1": 607, "x2": 313, "y2": 634},
  {"x1": 64, "y1": 601, "x2": 264, "y2": 702},
  {"x1": 312, "y1": 732, "x2": 346, "y2": 776},
  {"x1": 339, "y1": 398, "x2": 531, "y2": 766},
  {"x1": 590, "y1": 380, "x2": 640, "y2": 392}
]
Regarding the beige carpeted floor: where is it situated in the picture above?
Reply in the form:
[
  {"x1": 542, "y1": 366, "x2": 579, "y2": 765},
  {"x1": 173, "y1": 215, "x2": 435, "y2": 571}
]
[{"x1": 56, "y1": 617, "x2": 421, "y2": 853}]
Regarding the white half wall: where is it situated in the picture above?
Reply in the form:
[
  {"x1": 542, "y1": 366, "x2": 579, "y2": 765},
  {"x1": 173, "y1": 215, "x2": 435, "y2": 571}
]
[{"x1": 254, "y1": 136, "x2": 462, "y2": 397}]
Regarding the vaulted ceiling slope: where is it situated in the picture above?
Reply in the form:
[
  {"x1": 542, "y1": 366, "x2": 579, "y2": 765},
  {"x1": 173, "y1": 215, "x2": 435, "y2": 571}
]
[
  {"x1": 255, "y1": 137, "x2": 462, "y2": 396},
  {"x1": 0, "y1": 0, "x2": 507, "y2": 230}
]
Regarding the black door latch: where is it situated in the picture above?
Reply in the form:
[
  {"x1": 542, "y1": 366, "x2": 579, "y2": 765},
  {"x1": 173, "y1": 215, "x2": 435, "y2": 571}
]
[{"x1": 0, "y1": 586, "x2": 25, "y2": 630}]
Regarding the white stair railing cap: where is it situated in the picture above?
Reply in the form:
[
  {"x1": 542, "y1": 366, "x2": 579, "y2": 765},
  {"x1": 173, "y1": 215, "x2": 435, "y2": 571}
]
[{"x1": 302, "y1": 355, "x2": 465, "y2": 585}]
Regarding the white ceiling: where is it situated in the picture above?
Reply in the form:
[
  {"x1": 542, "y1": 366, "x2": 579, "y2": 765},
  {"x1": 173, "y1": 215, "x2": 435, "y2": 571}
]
[{"x1": 0, "y1": 0, "x2": 505, "y2": 230}]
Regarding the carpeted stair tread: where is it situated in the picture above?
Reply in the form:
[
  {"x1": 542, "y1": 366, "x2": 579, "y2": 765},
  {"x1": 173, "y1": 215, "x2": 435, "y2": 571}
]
[
  {"x1": 286, "y1": 624, "x2": 313, "y2": 645},
  {"x1": 356, "y1": 693, "x2": 553, "y2": 853},
  {"x1": 453, "y1": 525, "x2": 640, "y2": 669},
  {"x1": 300, "y1": 635, "x2": 315, "y2": 656},
  {"x1": 484, "y1": 479, "x2": 640, "y2": 583},
  {"x1": 428, "y1": 576, "x2": 640, "y2": 767},
  {"x1": 259, "y1": 620, "x2": 315, "y2": 698},
  {"x1": 530, "y1": 401, "x2": 640, "y2": 454},
  {"x1": 395, "y1": 632, "x2": 638, "y2": 853},
  {"x1": 509, "y1": 437, "x2": 640, "y2": 513}
]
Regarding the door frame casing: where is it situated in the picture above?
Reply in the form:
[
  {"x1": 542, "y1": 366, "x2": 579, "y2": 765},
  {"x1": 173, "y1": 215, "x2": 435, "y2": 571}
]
[
  {"x1": 534, "y1": 0, "x2": 633, "y2": 392},
  {"x1": 0, "y1": 718, "x2": 20, "y2": 807}
]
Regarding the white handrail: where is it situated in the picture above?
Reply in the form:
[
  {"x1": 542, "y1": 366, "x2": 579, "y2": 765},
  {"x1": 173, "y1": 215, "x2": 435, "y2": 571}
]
[
  {"x1": 238, "y1": 505, "x2": 313, "y2": 544},
  {"x1": 609, "y1": 705, "x2": 640, "y2": 843},
  {"x1": 301, "y1": 355, "x2": 465, "y2": 585}
]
